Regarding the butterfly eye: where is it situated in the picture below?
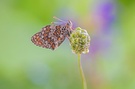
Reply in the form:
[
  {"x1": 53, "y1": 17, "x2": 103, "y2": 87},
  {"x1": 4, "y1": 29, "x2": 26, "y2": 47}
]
[{"x1": 67, "y1": 21, "x2": 72, "y2": 28}]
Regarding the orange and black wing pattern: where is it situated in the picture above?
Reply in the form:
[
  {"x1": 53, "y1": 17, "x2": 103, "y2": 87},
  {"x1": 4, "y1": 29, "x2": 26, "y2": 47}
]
[{"x1": 31, "y1": 24, "x2": 70, "y2": 50}]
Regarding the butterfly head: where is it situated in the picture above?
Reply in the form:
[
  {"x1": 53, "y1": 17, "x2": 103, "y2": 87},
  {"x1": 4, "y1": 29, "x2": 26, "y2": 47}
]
[{"x1": 66, "y1": 20, "x2": 73, "y2": 29}]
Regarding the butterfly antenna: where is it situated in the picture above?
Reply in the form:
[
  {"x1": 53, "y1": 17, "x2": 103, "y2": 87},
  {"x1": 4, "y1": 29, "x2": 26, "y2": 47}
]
[{"x1": 53, "y1": 16, "x2": 64, "y2": 22}]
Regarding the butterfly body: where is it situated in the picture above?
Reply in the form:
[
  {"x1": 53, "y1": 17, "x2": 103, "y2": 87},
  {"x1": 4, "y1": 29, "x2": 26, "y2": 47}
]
[{"x1": 31, "y1": 20, "x2": 73, "y2": 50}]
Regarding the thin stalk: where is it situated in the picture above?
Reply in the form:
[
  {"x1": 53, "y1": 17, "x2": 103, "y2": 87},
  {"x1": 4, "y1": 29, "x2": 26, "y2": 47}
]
[{"x1": 78, "y1": 54, "x2": 87, "y2": 89}]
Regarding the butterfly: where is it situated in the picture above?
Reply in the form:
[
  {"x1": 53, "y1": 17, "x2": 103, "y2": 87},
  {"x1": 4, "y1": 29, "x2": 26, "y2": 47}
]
[{"x1": 31, "y1": 17, "x2": 73, "y2": 50}]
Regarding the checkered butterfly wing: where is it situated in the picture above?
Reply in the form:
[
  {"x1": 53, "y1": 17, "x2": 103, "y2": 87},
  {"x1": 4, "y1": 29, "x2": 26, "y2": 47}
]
[{"x1": 31, "y1": 23, "x2": 72, "y2": 50}]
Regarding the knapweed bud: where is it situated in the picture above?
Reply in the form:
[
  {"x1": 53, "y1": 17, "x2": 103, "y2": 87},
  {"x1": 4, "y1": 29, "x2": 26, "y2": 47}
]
[{"x1": 69, "y1": 27, "x2": 90, "y2": 54}]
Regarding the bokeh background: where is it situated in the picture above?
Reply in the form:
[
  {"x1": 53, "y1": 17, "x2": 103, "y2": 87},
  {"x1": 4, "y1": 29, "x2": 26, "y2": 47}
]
[{"x1": 0, "y1": 0, "x2": 135, "y2": 89}]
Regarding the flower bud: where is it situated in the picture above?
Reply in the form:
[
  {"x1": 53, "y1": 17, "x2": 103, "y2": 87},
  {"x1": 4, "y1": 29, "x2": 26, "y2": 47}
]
[{"x1": 69, "y1": 27, "x2": 90, "y2": 54}]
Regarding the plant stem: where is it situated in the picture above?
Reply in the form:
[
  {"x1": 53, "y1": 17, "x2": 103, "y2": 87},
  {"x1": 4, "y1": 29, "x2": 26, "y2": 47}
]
[{"x1": 78, "y1": 54, "x2": 87, "y2": 89}]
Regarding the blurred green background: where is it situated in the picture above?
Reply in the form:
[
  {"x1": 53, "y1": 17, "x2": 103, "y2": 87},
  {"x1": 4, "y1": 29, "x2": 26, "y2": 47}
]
[{"x1": 0, "y1": 0, "x2": 135, "y2": 89}]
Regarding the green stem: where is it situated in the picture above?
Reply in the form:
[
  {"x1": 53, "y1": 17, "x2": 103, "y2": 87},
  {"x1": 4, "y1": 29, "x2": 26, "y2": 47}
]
[{"x1": 78, "y1": 54, "x2": 87, "y2": 89}]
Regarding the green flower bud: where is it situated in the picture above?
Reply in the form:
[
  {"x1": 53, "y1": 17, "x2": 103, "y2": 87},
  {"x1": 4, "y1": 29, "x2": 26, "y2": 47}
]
[{"x1": 70, "y1": 27, "x2": 90, "y2": 54}]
